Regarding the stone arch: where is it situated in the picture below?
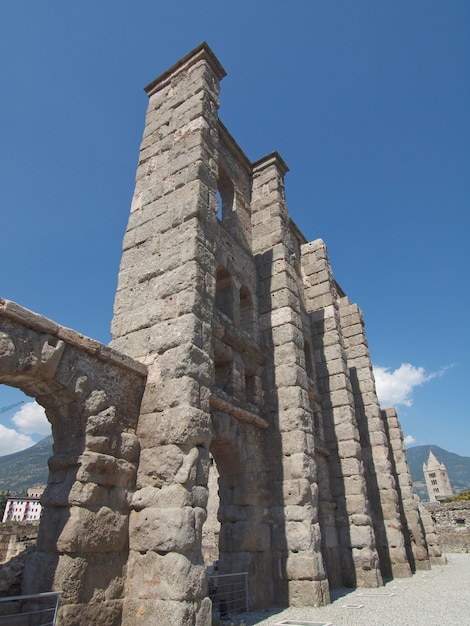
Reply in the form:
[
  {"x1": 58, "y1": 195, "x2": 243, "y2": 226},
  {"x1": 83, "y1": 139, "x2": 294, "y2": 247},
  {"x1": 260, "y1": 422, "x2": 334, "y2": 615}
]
[
  {"x1": 207, "y1": 410, "x2": 273, "y2": 610},
  {"x1": 0, "y1": 301, "x2": 146, "y2": 624}
]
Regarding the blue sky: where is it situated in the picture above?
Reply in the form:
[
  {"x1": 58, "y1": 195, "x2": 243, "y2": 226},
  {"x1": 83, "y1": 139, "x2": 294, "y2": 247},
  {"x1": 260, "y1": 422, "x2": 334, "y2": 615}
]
[{"x1": 1, "y1": 1, "x2": 469, "y2": 457}]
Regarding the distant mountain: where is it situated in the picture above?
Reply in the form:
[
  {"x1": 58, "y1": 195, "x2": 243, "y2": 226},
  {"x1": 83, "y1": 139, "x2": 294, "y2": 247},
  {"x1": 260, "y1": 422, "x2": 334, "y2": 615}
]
[
  {"x1": 0, "y1": 436, "x2": 52, "y2": 495},
  {"x1": 406, "y1": 445, "x2": 470, "y2": 500}
]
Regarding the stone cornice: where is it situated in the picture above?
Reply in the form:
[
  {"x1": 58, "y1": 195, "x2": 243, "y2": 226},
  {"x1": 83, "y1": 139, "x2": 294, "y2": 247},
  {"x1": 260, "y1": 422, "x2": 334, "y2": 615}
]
[
  {"x1": 210, "y1": 394, "x2": 269, "y2": 430},
  {"x1": 252, "y1": 151, "x2": 289, "y2": 177},
  {"x1": 145, "y1": 42, "x2": 227, "y2": 97}
]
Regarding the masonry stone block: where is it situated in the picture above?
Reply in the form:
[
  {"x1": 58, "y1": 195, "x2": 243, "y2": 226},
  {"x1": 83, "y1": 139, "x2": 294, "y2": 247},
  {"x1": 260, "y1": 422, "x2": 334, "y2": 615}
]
[
  {"x1": 282, "y1": 479, "x2": 313, "y2": 506},
  {"x1": 287, "y1": 580, "x2": 329, "y2": 607},
  {"x1": 137, "y1": 445, "x2": 184, "y2": 487},
  {"x1": 129, "y1": 507, "x2": 196, "y2": 553},
  {"x1": 56, "y1": 506, "x2": 128, "y2": 554},
  {"x1": 126, "y1": 551, "x2": 206, "y2": 601}
]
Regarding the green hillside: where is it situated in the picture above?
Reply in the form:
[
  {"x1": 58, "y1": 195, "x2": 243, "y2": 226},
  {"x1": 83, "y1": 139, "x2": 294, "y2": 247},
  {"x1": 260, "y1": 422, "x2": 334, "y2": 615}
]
[
  {"x1": 406, "y1": 445, "x2": 470, "y2": 499},
  {"x1": 0, "y1": 435, "x2": 52, "y2": 495}
]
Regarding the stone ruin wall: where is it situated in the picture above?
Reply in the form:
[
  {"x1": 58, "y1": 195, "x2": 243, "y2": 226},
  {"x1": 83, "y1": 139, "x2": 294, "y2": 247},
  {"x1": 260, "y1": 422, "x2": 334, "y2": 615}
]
[
  {"x1": 0, "y1": 522, "x2": 39, "y2": 597},
  {"x1": 425, "y1": 502, "x2": 470, "y2": 553},
  {"x1": 0, "y1": 298, "x2": 147, "y2": 625},
  {"x1": 0, "y1": 43, "x2": 445, "y2": 626},
  {"x1": 0, "y1": 521, "x2": 39, "y2": 565}
]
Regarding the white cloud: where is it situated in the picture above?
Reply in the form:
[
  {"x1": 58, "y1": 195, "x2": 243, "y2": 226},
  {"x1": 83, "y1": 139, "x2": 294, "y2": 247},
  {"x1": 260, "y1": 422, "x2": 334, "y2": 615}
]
[
  {"x1": 12, "y1": 401, "x2": 50, "y2": 436},
  {"x1": 373, "y1": 363, "x2": 448, "y2": 408},
  {"x1": 404, "y1": 434, "x2": 416, "y2": 447},
  {"x1": 0, "y1": 424, "x2": 35, "y2": 456}
]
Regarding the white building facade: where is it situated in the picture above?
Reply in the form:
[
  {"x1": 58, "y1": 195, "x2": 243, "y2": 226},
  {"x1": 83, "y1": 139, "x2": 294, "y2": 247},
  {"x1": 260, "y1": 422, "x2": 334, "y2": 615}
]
[{"x1": 2, "y1": 487, "x2": 44, "y2": 522}]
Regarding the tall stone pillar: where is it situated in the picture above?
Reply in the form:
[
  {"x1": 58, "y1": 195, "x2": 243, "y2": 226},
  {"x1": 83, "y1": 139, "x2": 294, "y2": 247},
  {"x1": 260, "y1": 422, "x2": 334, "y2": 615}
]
[
  {"x1": 339, "y1": 299, "x2": 411, "y2": 579},
  {"x1": 110, "y1": 44, "x2": 225, "y2": 625},
  {"x1": 251, "y1": 154, "x2": 329, "y2": 607},
  {"x1": 382, "y1": 408, "x2": 431, "y2": 570},
  {"x1": 302, "y1": 239, "x2": 382, "y2": 588}
]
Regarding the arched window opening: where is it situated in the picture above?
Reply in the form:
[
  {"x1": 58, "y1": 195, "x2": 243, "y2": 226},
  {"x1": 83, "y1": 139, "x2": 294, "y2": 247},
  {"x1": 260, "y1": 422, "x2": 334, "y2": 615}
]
[
  {"x1": 216, "y1": 189, "x2": 223, "y2": 220},
  {"x1": 217, "y1": 166, "x2": 234, "y2": 223},
  {"x1": 215, "y1": 265, "x2": 234, "y2": 321},
  {"x1": 239, "y1": 286, "x2": 253, "y2": 336}
]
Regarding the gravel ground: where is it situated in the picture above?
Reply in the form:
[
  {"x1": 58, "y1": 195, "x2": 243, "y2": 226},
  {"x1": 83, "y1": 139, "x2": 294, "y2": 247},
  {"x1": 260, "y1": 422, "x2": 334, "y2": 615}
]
[{"x1": 223, "y1": 553, "x2": 470, "y2": 626}]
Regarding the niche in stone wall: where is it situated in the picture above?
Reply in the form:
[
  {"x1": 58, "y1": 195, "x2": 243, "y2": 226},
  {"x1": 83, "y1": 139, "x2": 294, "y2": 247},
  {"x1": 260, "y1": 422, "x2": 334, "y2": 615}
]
[
  {"x1": 215, "y1": 265, "x2": 234, "y2": 321},
  {"x1": 239, "y1": 285, "x2": 253, "y2": 336},
  {"x1": 214, "y1": 350, "x2": 234, "y2": 396},
  {"x1": 244, "y1": 369, "x2": 257, "y2": 406}
]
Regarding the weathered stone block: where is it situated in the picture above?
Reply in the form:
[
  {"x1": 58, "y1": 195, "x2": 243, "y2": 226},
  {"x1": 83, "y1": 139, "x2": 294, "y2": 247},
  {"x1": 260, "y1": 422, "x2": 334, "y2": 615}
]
[
  {"x1": 287, "y1": 579, "x2": 330, "y2": 607},
  {"x1": 282, "y1": 479, "x2": 312, "y2": 506},
  {"x1": 137, "y1": 444, "x2": 184, "y2": 488},
  {"x1": 132, "y1": 484, "x2": 192, "y2": 510},
  {"x1": 56, "y1": 506, "x2": 128, "y2": 553},
  {"x1": 126, "y1": 551, "x2": 206, "y2": 601},
  {"x1": 129, "y1": 506, "x2": 196, "y2": 553},
  {"x1": 136, "y1": 406, "x2": 211, "y2": 447},
  {"x1": 284, "y1": 551, "x2": 326, "y2": 581}
]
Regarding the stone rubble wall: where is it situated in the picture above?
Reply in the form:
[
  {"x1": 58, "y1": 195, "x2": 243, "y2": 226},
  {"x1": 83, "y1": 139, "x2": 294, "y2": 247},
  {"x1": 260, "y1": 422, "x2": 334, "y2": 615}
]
[
  {"x1": 425, "y1": 502, "x2": 470, "y2": 553},
  {"x1": 0, "y1": 522, "x2": 39, "y2": 565},
  {"x1": 0, "y1": 523, "x2": 39, "y2": 597}
]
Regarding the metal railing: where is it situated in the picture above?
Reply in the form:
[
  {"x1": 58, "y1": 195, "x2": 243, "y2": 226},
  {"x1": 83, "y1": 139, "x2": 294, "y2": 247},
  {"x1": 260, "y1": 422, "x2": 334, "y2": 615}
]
[
  {"x1": 0, "y1": 591, "x2": 62, "y2": 625},
  {"x1": 207, "y1": 571, "x2": 248, "y2": 619}
]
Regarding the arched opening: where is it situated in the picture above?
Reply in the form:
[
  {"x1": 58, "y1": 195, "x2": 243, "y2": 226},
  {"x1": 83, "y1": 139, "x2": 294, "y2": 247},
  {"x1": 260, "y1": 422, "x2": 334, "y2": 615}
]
[
  {"x1": 204, "y1": 411, "x2": 274, "y2": 614},
  {"x1": 205, "y1": 431, "x2": 248, "y2": 618},
  {"x1": 216, "y1": 189, "x2": 223, "y2": 220},
  {"x1": 0, "y1": 385, "x2": 51, "y2": 528},
  {"x1": 0, "y1": 312, "x2": 145, "y2": 621},
  {"x1": 217, "y1": 166, "x2": 234, "y2": 224}
]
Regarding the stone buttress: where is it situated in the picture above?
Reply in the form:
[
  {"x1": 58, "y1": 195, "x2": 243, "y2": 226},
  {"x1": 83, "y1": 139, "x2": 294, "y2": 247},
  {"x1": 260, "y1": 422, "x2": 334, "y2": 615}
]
[
  {"x1": 111, "y1": 45, "x2": 223, "y2": 625},
  {"x1": 251, "y1": 155, "x2": 329, "y2": 606}
]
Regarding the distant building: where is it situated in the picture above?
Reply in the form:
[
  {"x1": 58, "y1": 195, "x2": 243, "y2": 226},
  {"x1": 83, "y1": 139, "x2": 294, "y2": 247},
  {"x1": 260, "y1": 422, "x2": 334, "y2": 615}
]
[
  {"x1": 423, "y1": 451, "x2": 453, "y2": 502},
  {"x1": 1, "y1": 487, "x2": 44, "y2": 523}
]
